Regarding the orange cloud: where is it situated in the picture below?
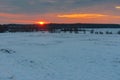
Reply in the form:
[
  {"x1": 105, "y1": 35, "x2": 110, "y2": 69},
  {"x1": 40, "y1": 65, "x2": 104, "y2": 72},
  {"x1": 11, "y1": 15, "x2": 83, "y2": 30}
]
[
  {"x1": 115, "y1": 6, "x2": 120, "y2": 9},
  {"x1": 57, "y1": 14, "x2": 108, "y2": 18},
  {"x1": 56, "y1": 13, "x2": 120, "y2": 24},
  {"x1": 57, "y1": 13, "x2": 120, "y2": 19}
]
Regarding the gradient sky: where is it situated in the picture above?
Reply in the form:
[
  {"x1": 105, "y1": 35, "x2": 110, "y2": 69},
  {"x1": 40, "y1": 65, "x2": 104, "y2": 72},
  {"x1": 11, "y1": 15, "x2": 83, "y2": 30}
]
[{"x1": 0, "y1": 0, "x2": 120, "y2": 24}]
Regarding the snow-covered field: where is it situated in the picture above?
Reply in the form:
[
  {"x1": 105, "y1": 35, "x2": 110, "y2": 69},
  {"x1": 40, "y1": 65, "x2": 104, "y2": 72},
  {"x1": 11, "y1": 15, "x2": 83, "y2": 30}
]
[{"x1": 0, "y1": 32, "x2": 120, "y2": 80}]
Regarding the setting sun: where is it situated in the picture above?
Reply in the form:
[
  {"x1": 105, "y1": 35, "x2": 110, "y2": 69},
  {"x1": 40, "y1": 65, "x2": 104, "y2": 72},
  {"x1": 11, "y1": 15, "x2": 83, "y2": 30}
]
[{"x1": 37, "y1": 21, "x2": 45, "y2": 25}]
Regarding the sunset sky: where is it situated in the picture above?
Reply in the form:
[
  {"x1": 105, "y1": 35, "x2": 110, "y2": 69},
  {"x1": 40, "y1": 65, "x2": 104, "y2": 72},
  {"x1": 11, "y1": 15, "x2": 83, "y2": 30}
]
[{"x1": 0, "y1": 0, "x2": 120, "y2": 24}]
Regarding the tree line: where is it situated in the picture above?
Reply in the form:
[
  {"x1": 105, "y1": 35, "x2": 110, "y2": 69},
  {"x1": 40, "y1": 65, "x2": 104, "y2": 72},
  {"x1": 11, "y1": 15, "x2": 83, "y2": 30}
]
[{"x1": 0, "y1": 23, "x2": 120, "y2": 33}]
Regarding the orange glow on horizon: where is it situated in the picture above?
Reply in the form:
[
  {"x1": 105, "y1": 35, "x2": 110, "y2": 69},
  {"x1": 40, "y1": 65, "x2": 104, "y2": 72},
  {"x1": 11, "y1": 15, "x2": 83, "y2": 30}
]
[{"x1": 0, "y1": 12, "x2": 120, "y2": 24}]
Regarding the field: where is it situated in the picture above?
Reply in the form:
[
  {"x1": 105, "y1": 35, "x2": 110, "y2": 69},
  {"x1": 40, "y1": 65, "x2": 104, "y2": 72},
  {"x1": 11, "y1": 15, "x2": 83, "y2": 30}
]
[{"x1": 0, "y1": 31, "x2": 120, "y2": 80}]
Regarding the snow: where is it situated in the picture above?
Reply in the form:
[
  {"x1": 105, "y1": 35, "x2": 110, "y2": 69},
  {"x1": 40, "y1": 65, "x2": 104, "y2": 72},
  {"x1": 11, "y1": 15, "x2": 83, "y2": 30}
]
[{"x1": 0, "y1": 31, "x2": 120, "y2": 80}]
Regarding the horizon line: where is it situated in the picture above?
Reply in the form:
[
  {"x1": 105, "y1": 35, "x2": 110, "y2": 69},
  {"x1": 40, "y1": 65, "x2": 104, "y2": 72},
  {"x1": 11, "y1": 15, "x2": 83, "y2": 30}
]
[{"x1": 0, "y1": 23, "x2": 120, "y2": 25}]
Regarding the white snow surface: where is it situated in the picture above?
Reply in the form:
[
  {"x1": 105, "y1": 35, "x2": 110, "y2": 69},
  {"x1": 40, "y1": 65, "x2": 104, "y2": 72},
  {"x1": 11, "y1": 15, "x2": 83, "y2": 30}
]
[{"x1": 0, "y1": 32, "x2": 120, "y2": 80}]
